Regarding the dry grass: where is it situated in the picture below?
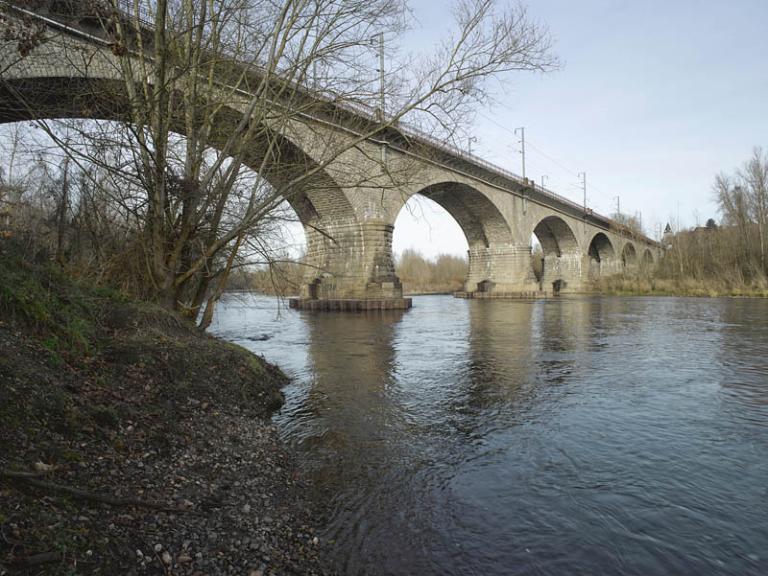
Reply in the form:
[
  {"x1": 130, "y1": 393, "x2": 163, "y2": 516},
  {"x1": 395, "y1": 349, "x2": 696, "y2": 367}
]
[{"x1": 591, "y1": 275, "x2": 768, "y2": 298}]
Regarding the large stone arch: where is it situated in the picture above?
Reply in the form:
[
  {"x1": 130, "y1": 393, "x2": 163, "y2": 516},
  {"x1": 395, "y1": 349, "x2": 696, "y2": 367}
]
[
  {"x1": 397, "y1": 181, "x2": 521, "y2": 292},
  {"x1": 531, "y1": 215, "x2": 581, "y2": 294},
  {"x1": 0, "y1": 37, "x2": 376, "y2": 298},
  {"x1": 587, "y1": 232, "x2": 618, "y2": 278},
  {"x1": 622, "y1": 242, "x2": 638, "y2": 268},
  {"x1": 642, "y1": 248, "x2": 654, "y2": 264},
  {"x1": 413, "y1": 181, "x2": 514, "y2": 248}
]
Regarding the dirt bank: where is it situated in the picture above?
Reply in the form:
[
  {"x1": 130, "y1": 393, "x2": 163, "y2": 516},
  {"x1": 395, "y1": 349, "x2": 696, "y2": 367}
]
[{"x1": 0, "y1": 242, "x2": 334, "y2": 575}]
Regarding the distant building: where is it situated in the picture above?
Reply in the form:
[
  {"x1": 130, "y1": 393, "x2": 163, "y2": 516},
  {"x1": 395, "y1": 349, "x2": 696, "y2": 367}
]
[{"x1": 662, "y1": 223, "x2": 673, "y2": 248}]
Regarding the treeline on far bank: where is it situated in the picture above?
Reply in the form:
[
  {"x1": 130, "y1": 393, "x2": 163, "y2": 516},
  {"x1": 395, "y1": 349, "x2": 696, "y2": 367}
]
[
  {"x1": 597, "y1": 223, "x2": 768, "y2": 297},
  {"x1": 597, "y1": 147, "x2": 768, "y2": 297}
]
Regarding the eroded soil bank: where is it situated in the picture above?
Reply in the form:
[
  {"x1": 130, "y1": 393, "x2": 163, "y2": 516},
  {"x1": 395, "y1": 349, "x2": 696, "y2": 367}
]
[{"x1": 0, "y1": 242, "x2": 334, "y2": 575}]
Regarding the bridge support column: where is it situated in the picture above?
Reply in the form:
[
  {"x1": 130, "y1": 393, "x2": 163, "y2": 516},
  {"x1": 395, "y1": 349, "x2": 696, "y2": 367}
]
[
  {"x1": 589, "y1": 256, "x2": 622, "y2": 279},
  {"x1": 541, "y1": 252, "x2": 583, "y2": 294},
  {"x1": 458, "y1": 244, "x2": 542, "y2": 298},
  {"x1": 290, "y1": 220, "x2": 411, "y2": 311}
]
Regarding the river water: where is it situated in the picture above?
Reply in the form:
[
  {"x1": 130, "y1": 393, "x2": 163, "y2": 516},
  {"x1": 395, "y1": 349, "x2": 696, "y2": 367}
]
[{"x1": 210, "y1": 294, "x2": 768, "y2": 576}]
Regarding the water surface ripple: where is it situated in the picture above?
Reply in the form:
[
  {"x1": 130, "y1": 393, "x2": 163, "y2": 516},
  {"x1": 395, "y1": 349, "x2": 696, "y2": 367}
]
[{"x1": 211, "y1": 295, "x2": 768, "y2": 576}]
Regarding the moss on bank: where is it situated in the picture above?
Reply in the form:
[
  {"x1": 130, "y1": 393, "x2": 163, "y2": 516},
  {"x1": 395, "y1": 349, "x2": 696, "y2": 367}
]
[{"x1": 0, "y1": 240, "x2": 286, "y2": 444}]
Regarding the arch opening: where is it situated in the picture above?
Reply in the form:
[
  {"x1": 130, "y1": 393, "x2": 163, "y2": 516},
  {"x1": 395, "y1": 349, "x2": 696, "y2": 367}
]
[
  {"x1": 393, "y1": 194, "x2": 469, "y2": 294},
  {"x1": 622, "y1": 242, "x2": 638, "y2": 267},
  {"x1": 0, "y1": 118, "x2": 311, "y2": 295},
  {"x1": 642, "y1": 248, "x2": 654, "y2": 266},
  {"x1": 587, "y1": 232, "x2": 616, "y2": 278},
  {"x1": 0, "y1": 71, "x2": 363, "y2": 300},
  {"x1": 393, "y1": 181, "x2": 514, "y2": 294},
  {"x1": 531, "y1": 215, "x2": 580, "y2": 294}
]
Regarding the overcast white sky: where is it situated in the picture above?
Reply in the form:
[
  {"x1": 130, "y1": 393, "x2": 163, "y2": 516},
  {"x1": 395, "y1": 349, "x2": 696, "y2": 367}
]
[{"x1": 390, "y1": 0, "x2": 768, "y2": 259}]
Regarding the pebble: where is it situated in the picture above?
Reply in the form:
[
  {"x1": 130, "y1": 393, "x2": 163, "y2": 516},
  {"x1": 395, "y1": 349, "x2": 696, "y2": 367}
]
[{"x1": 5, "y1": 403, "x2": 333, "y2": 574}]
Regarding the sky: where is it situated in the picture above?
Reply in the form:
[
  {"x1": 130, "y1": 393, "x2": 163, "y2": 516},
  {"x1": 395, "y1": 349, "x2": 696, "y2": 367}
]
[{"x1": 390, "y1": 0, "x2": 768, "y2": 259}]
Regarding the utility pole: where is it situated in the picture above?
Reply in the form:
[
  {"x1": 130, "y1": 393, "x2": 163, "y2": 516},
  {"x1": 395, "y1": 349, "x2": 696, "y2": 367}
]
[
  {"x1": 468, "y1": 136, "x2": 477, "y2": 155},
  {"x1": 514, "y1": 127, "x2": 526, "y2": 180},
  {"x1": 578, "y1": 171, "x2": 587, "y2": 213},
  {"x1": 370, "y1": 32, "x2": 387, "y2": 171},
  {"x1": 371, "y1": 32, "x2": 385, "y2": 121}
]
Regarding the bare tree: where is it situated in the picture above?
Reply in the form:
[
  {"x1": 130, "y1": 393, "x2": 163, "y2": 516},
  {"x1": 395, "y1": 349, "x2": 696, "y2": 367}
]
[
  {"x1": 740, "y1": 147, "x2": 768, "y2": 274},
  {"x1": 3, "y1": 0, "x2": 558, "y2": 326}
]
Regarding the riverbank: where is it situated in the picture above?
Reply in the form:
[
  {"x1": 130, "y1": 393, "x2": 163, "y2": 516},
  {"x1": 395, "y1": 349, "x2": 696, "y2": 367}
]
[
  {"x1": 590, "y1": 275, "x2": 768, "y2": 297},
  {"x1": 0, "y1": 242, "x2": 334, "y2": 575}
]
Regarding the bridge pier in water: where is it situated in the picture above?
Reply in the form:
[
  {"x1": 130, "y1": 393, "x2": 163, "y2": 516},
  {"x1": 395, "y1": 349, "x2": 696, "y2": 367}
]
[
  {"x1": 290, "y1": 220, "x2": 412, "y2": 311},
  {"x1": 457, "y1": 244, "x2": 545, "y2": 299}
]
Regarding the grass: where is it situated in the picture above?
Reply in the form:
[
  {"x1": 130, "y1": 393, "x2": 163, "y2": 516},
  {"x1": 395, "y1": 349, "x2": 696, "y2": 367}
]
[
  {"x1": 0, "y1": 243, "x2": 104, "y2": 357},
  {"x1": 591, "y1": 275, "x2": 768, "y2": 298},
  {"x1": 0, "y1": 237, "x2": 287, "y2": 459}
]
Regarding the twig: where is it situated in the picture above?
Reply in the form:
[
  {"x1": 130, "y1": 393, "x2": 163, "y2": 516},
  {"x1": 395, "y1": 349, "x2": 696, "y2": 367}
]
[{"x1": 0, "y1": 470, "x2": 188, "y2": 513}]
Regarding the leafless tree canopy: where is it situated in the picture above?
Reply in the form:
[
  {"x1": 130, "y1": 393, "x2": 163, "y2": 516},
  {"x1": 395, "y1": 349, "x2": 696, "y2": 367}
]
[{"x1": 713, "y1": 147, "x2": 768, "y2": 279}]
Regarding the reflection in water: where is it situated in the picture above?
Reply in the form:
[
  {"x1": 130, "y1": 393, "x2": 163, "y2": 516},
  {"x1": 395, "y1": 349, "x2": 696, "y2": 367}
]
[{"x1": 211, "y1": 295, "x2": 768, "y2": 576}]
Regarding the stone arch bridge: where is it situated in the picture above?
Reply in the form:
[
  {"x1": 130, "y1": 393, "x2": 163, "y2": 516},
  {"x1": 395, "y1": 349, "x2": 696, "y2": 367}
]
[{"x1": 0, "y1": 2, "x2": 660, "y2": 310}]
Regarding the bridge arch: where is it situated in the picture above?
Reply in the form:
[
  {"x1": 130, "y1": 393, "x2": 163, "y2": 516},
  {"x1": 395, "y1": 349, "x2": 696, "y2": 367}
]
[
  {"x1": 587, "y1": 232, "x2": 616, "y2": 278},
  {"x1": 532, "y1": 216, "x2": 580, "y2": 257},
  {"x1": 412, "y1": 181, "x2": 514, "y2": 248},
  {"x1": 0, "y1": 63, "x2": 367, "y2": 297},
  {"x1": 622, "y1": 242, "x2": 638, "y2": 268},
  {"x1": 394, "y1": 181, "x2": 516, "y2": 292},
  {"x1": 0, "y1": 76, "x2": 354, "y2": 224},
  {"x1": 531, "y1": 216, "x2": 581, "y2": 293},
  {"x1": 642, "y1": 248, "x2": 655, "y2": 267}
]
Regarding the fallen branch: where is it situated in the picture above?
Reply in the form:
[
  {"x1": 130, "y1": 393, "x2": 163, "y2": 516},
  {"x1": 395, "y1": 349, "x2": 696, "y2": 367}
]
[{"x1": 0, "y1": 470, "x2": 189, "y2": 513}]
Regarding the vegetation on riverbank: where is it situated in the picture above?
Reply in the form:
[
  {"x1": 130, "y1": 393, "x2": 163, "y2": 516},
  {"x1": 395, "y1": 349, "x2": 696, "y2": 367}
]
[
  {"x1": 590, "y1": 275, "x2": 768, "y2": 298},
  {"x1": 0, "y1": 239, "x2": 332, "y2": 575},
  {"x1": 596, "y1": 148, "x2": 768, "y2": 298},
  {"x1": 396, "y1": 249, "x2": 466, "y2": 295}
]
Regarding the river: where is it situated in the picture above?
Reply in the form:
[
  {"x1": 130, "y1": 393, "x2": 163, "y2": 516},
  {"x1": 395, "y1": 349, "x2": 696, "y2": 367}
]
[{"x1": 210, "y1": 294, "x2": 768, "y2": 576}]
